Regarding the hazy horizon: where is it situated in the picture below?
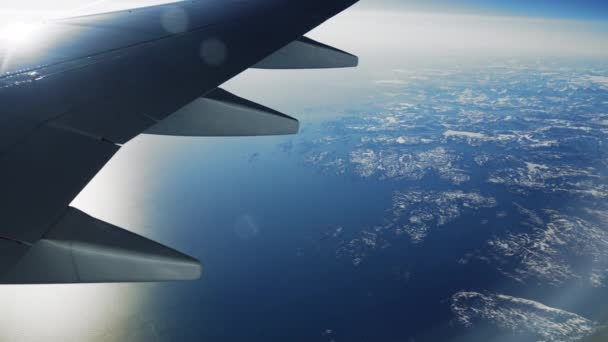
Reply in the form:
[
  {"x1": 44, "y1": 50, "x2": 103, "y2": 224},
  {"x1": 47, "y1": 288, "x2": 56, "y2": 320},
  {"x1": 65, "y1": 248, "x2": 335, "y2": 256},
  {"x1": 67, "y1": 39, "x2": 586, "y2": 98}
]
[
  {"x1": 2, "y1": 0, "x2": 608, "y2": 20},
  {"x1": 1, "y1": 0, "x2": 607, "y2": 59}
]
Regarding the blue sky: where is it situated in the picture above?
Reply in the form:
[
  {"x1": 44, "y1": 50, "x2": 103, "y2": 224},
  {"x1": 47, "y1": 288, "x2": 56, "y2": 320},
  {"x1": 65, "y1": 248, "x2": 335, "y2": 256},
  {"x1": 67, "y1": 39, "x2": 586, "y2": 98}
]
[
  {"x1": 0, "y1": 1, "x2": 607, "y2": 21},
  {"x1": 367, "y1": 0, "x2": 608, "y2": 21}
]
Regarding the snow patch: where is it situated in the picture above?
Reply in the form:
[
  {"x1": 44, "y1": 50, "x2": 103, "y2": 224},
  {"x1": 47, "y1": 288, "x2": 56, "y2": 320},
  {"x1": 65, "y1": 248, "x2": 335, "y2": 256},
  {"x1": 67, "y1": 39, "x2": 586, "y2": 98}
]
[{"x1": 452, "y1": 291, "x2": 596, "y2": 342}]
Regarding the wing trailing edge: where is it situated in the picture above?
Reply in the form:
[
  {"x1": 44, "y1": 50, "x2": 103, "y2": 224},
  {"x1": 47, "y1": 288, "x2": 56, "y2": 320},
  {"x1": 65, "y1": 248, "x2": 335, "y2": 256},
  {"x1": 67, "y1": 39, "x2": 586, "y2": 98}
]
[
  {"x1": 253, "y1": 36, "x2": 358, "y2": 69},
  {"x1": 145, "y1": 88, "x2": 299, "y2": 137},
  {"x1": 0, "y1": 208, "x2": 201, "y2": 284}
]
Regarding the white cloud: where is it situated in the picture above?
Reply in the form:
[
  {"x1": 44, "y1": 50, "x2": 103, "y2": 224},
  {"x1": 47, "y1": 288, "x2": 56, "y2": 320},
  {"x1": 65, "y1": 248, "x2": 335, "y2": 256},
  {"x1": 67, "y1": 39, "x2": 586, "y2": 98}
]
[
  {"x1": 586, "y1": 76, "x2": 608, "y2": 89},
  {"x1": 443, "y1": 130, "x2": 487, "y2": 139}
]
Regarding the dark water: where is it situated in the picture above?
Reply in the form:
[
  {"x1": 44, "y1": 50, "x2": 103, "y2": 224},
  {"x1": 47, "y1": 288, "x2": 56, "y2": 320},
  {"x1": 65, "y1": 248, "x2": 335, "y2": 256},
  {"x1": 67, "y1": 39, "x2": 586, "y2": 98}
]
[{"x1": 2, "y1": 57, "x2": 608, "y2": 342}]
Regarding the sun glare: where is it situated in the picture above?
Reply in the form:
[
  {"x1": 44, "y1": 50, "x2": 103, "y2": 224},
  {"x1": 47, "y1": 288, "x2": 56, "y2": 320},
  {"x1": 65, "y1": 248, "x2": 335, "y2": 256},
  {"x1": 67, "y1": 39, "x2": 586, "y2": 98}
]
[{"x1": 0, "y1": 21, "x2": 43, "y2": 46}]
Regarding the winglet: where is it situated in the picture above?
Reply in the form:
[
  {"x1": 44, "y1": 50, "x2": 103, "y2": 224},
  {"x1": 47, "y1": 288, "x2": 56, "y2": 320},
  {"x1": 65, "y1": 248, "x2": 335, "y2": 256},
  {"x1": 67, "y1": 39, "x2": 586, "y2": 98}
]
[
  {"x1": 253, "y1": 36, "x2": 358, "y2": 70},
  {"x1": 1, "y1": 208, "x2": 201, "y2": 284}
]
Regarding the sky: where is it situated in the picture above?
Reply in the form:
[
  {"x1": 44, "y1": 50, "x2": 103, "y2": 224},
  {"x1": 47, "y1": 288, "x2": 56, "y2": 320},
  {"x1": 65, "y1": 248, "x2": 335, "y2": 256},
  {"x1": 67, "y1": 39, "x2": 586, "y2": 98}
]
[
  {"x1": 0, "y1": 0, "x2": 607, "y2": 20},
  {"x1": 361, "y1": 0, "x2": 608, "y2": 20},
  {"x1": 0, "y1": 0, "x2": 607, "y2": 61}
]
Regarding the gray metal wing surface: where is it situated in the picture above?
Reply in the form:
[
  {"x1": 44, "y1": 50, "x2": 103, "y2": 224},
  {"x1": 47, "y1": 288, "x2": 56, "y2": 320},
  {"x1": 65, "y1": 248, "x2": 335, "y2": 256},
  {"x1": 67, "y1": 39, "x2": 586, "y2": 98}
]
[{"x1": 0, "y1": 0, "x2": 359, "y2": 284}]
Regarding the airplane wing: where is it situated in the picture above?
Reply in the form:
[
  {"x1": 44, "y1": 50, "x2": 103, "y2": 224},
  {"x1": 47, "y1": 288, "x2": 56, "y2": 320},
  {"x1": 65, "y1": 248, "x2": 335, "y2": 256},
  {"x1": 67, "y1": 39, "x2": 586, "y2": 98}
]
[{"x1": 0, "y1": 0, "x2": 358, "y2": 284}]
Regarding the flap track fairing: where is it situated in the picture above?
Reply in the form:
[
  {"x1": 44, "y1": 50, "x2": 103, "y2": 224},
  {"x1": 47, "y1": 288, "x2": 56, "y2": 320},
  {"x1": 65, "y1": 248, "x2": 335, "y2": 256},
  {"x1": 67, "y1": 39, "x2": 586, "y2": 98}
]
[{"x1": 253, "y1": 36, "x2": 358, "y2": 69}]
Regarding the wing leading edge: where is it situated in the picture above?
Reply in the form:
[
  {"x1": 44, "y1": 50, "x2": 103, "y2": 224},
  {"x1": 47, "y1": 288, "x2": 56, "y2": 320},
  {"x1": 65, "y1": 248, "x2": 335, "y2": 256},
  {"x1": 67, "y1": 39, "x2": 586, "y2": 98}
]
[{"x1": 0, "y1": 0, "x2": 359, "y2": 284}]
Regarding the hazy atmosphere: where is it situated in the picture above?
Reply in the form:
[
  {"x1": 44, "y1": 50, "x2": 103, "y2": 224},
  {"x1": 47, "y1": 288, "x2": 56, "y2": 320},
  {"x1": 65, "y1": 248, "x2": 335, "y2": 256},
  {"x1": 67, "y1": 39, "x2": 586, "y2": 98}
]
[{"x1": 1, "y1": 0, "x2": 608, "y2": 59}]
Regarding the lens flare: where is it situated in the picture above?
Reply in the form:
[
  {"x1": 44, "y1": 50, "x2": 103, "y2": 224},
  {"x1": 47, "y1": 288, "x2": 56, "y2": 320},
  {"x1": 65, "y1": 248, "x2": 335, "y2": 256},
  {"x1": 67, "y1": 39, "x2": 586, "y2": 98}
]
[{"x1": 0, "y1": 21, "x2": 43, "y2": 46}]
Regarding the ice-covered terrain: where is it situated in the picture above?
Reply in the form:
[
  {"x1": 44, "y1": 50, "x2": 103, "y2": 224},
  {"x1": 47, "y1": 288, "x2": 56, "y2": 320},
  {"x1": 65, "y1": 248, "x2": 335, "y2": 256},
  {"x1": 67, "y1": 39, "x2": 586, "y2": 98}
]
[
  {"x1": 465, "y1": 205, "x2": 608, "y2": 287},
  {"x1": 285, "y1": 59, "x2": 608, "y2": 339},
  {"x1": 298, "y1": 61, "x2": 608, "y2": 204},
  {"x1": 389, "y1": 190, "x2": 496, "y2": 243},
  {"x1": 451, "y1": 291, "x2": 596, "y2": 342},
  {"x1": 327, "y1": 190, "x2": 496, "y2": 265}
]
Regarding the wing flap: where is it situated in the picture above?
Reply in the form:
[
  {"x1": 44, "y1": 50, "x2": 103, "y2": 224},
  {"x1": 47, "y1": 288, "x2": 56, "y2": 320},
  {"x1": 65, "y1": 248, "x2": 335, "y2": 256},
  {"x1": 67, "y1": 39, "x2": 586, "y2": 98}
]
[
  {"x1": 253, "y1": 36, "x2": 358, "y2": 69},
  {"x1": 145, "y1": 88, "x2": 299, "y2": 137},
  {"x1": 1, "y1": 208, "x2": 202, "y2": 284}
]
